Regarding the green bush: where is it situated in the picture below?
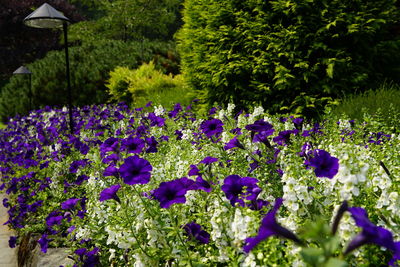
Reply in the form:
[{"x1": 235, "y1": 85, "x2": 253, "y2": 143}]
[
  {"x1": 177, "y1": 0, "x2": 400, "y2": 118},
  {"x1": 107, "y1": 61, "x2": 194, "y2": 109},
  {"x1": 329, "y1": 83, "x2": 400, "y2": 133},
  {"x1": 0, "y1": 40, "x2": 179, "y2": 122}
]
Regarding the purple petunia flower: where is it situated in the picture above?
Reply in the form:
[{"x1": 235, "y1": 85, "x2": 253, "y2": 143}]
[
  {"x1": 103, "y1": 165, "x2": 119, "y2": 177},
  {"x1": 224, "y1": 136, "x2": 245, "y2": 150},
  {"x1": 243, "y1": 198, "x2": 302, "y2": 253},
  {"x1": 199, "y1": 156, "x2": 219, "y2": 165},
  {"x1": 99, "y1": 184, "x2": 121, "y2": 202},
  {"x1": 69, "y1": 159, "x2": 90, "y2": 173},
  {"x1": 195, "y1": 176, "x2": 212, "y2": 193},
  {"x1": 148, "y1": 112, "x2": 166, "y2": 127},
  {"x1": 389, "y1": 242, "x2": 400, "y2": 266},
  {"x1": 145, "y1": 136, "x2": 159, "y2": 153},
  {"x1": 253, "y1": 130, "x2": 275, "y2": 145},
  {"x1": 307, "y1": 149, "x2": 339, "y2": 179},
  {"x1": 152, "y1": 177, "x2": 196, "y2": 208},
  {"x1": 221, "y1": 175, "x2": 261, "y2": 207},
  {"x1": 119, "y1": 155, "x2": 152, "y2": 185},
  {"x1": 38, "y1": 234, "x2": 52, "y2": 253},
  {"x1": 245, "y1": 119, "x2": 273, "y2": 133},
  {"x1": 183, "y1": 222, "x2": 210, "y2": 244},
  {"x1": 188, "y1": 165, "x2": 200, "y2": 176},
  {"x1": 168, "y1": 103, "x2": 182, "y2": 118},
  {"x1": 61, "y1": 198, "x2": 80, "y2": 210},
  {"x1": 273, "y1": 130, "x2": 298, "y2": 146},
  {"x1": 200, "y1": 119, "x2": 224, "y2": 139},
  {"x1": 8, "y1": 236, "x2": 17, "y2": 248},
  {"x1": 121, "y1": 137, "x2": 145, "y2": 154},
  {"x1": 345, "y1": 207, "x2": 396, "y2": 255}
]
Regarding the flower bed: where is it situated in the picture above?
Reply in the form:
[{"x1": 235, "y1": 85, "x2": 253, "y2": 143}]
[{"x1": 0, "y1": 103, "x2": 399, "y2": 266}]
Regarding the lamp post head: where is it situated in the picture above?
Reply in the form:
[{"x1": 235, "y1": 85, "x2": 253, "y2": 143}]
[
  {"x1": 23, "y1": 3, "x2": 70, "y2": 29},
  {"x1": 13, "y1": 66, "x2": 32, "y2": 75}
]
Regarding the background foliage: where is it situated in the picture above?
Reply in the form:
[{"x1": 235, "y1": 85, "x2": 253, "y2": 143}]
[
  {"x1": 0, "y1": 40, "x2": 179, "y2": 122},
  {"x1": 107, "y1": 61, "x2": 194, "y2": 109},
  {"x1": 177, "y1": 0, "x2": 400, "y2": 118}
]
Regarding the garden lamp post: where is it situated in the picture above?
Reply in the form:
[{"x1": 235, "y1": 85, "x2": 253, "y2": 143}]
[
  {"x1": 13, "y1": 66, "x2": 32, "y2": 111},
  {"x1": 23, "y1": 3, "x2": 74, "y2": 133}
]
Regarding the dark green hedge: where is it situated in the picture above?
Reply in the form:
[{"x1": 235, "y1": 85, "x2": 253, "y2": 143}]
[
  {"x1": 177, "y1": 0, "x2": 400, "y2": 118},
  {"x1": 0, "y1": 40, "x2": 178, "y2": 122}
]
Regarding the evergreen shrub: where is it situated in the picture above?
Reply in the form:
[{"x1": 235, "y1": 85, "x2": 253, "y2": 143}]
[
  {"x1": 0, "y1": 40, "x2": 178, "y2": 122},
  {"x1": 177, "y1": 0, "x2": 400, "y2": 118}
]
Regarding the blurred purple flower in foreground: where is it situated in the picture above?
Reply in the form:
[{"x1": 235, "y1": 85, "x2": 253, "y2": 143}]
[{"x1": 243, "y1": 198, "x2": 302, "y2": 253}]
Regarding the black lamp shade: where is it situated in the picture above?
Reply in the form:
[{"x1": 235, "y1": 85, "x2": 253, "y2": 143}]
[
  {"x1": 13, "y1": 66, "x2": 32, "y2": 75},
  {"x1": 23, "y1": 3, "x2": 70, "y2": 29}
]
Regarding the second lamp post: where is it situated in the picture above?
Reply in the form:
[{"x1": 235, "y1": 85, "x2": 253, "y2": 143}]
[{"x1": 23, "y1": 3, "x2": 74, "y2": 133}]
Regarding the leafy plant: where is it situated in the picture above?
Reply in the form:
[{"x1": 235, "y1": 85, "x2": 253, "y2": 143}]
[
  {"x1": 107, "y1": 61, "x2": 195, "y2": 109},
  {"x1": 177, "y1": 0, "x2": 400, "y2": 118}
]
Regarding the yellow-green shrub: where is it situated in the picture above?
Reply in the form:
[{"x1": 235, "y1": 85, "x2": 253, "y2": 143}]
[{"x1": 107, "y1": 62, "x2": 194, "y2": 108}]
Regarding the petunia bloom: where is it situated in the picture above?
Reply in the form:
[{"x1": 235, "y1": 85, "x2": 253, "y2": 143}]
[
  {"x1": 38, "y1": 234, "x2": 52, "y2": 253},
  {"x1": 99, "y1": 184, "x2": 121, "y2": 202},
  {"x1": 245, "y1": 119, "x2": 273, "y2": 133},
  {"x1": 183, "y1": 222, "x2": 210, "y2": 244},
  {"x1": 119, "y1": 155, "x2": 152, "y2": 185},
  {"x1": 121, "y1": 137, "x2": 145, "y2": 154},
  {"x1": 224, "y1": 136, "x2": 245, "y2": 150},
  {"x1": 200, "y1": 119, "x2": 224, "y2": 139},
  {"x1": 8, "y1": 236, "x2": 17, "y2": 248},
  {"x1": 221, "y1": 175, "x2": 261, "y2": 207},
  {"x1": 307, "y1": 149, "x2": 339, "y2": 179},
  {"x1": 152, "y1": 177, "x2": 196, "y2": 208},
  {"x1": 345, "y1": 207, "x2": 396, "y2": 255},
  {"x1": 61, "y1": 198, "x2": 80, "y2": 210},
  {"x1": 243, "y1": 198, "x2": 302, "y2": 253}
]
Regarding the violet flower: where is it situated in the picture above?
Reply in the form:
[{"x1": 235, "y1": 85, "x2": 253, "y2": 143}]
[
  {"x1": 245, "y1": 119, "x2": 274, "y2": 133},
  {"x1": 199, "y1": 156, "x2": 218, "y2": 165},
  {"x1": 8, "y1": 236, "x2": 17, "y2": 248},
  {"x1": 345, "y1": 207, "x2": 396, "y2": 255},
  {"x1": 243, "y1": 198, "x2": 302, "y2": 253},
  {"x1": 99, "y1": 184, "x2": 121, "y2": 202},
  {"x1": 119, "y1": 155, "x2": 152, "y2": 185},
  {"x1": 307, "y1": 149, "x2": 339, "y2": 179},
  {"x1": 224, "y1": 136, "x2": 245, "y2": 150},
  {"x1": 183, "y1": 222, "x2": 210, "y2": 244},
  {"x1": 152, "y1": 177, "x2": 196, "y2": 208},
  {"x1": 200, "y1": 119, "x2": 224, "y2": 139},
  {"x1": 221, "y1": 175, "x2": 261, "y2": 207},
  {"x1": 38, "y1": 234, "x2": 52, "y2": 253},
  {"x1": 121, "y1": 137, "x2": 145, "y2": 154},
  {"x1": 61, "y1": 198, "x2": 80, "y2": 210}
]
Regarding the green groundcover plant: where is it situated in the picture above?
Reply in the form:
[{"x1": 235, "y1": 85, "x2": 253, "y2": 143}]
[{"x1": 0, "y1": 103, "x2": 399, "y2": 266}]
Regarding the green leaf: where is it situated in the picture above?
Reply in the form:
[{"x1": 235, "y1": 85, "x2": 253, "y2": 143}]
[
  {"x1": 300, "y1": 247, "x2": 325, "y2": 265},
  {"x1": 324, "y1": 258, "x2": 348, "y2": 267},
  {"x1": 326, "y1": 63, "x2": 334, "y2": 78}
]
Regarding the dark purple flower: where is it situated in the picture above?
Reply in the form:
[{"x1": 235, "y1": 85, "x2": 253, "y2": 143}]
[
  {"x1": 121, "y1": 137, "x2": 145, "y2": 154},
  {"x1": 102, "y1": 153, "x2": 120, "y2": 164},
  {"x1": 168, "y1": 103, "x2": 182, "y2": 118},
  {"x1": 224, "y1": 136, "x2": 245, "y2": 150},
  {"x1": 75, "y1": 175, "x2": 89, "y2": 186},
  {"x1": 145, "y1": 136, "x2": 159, "y2": 153},
  {"x1": 345, "y1": 207, "x2": 396, "y2": 254},
  {"x1": 99, "y1": 184, "x2": 121, "y2": 202},
  {"x1": 46, "y1": 215, "x2": 63, "y2": 228},
  {"x1": 273, "y1": 130, "x2": 298, "y2": 146},
  {"x1": 61, "y1": 198, "x2": 80, "y2": 210},
  {"x1": 38, "y1": 234, "x2": 52, "y2": 253},
  {"x1": 9, "y1": 236, "x2": 17, "y2": 248},
  {"x1": 69, "y1": 159, "x2": 90, "y2": 173},
  {"x1": 221, "y1": 175, "x2": 261, "y2": 207},
  {"x1": 119, "y1": 156, "x2": 152, "y2": 185},
  {"x1": 253, "y1": 130, "x2": 275, "y2": 145},
  {"x1": 199, "y1": 156, "x2": 218, "y2": 165},
  {"x1": 103, "y1": 165, "x2": 119, "y2": 177},
  {"x1": 389, "y1": 242, "x2": 400, "y2": 266},
  {"x1": 307, "y1": 149, "x2": 339, "y2": 179},
  {"x1": 100, "y1": 137, "x2": 119, "y2": 156},
  {"x1": 148, "y1": 112, "x2": 166, "y2": 127},
  {"x1": 152, "y1": 177, "x2": 196, "y2": 208},
  {"x1": 243, "y1": 198, "x2": 302, "y2": 253},
  {"x1": 200, "y1": 119, "x2": 224, "y2": 139},
  {"x1": 209, "y1": 107, "x2": 217, "y2": 115},
  {"x1": 245, "y1": 120, "x2": 273, "y2": 133},
  {"x1": 195, "y1": 176, "x2": 212, "y2": 193},
  {"x1": 248, "y1": 199, "x2": 270, "y2": 211},
  {"x1": 183, "y1": 222, "x2": 210, "y2": 244},
  {"x1": 188, "y1": 165, "x2": 200, "y2": 176}
]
